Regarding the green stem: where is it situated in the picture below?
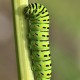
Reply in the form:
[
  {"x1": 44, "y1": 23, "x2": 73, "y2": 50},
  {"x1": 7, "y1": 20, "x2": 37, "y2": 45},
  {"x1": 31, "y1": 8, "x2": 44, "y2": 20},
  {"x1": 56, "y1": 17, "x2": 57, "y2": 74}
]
[{"x1": 12, "y1": 0, "x2": 34, "y2": 80}]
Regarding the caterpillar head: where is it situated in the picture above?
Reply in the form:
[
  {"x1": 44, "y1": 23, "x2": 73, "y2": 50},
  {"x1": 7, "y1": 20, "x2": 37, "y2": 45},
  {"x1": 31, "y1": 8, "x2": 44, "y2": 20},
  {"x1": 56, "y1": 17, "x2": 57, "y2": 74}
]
[{"x1": 23, "y1": 6, "x2": 30, "y2": 19}]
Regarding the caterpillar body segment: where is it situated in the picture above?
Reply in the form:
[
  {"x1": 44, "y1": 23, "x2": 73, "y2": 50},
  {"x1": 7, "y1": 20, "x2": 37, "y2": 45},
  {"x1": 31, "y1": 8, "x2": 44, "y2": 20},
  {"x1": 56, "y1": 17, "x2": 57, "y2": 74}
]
[
  {"x1": 31, "y1": 50, "x2": 51, "y2": 61},
  {"x1": 29, "y1": 31, "x2": 49, "y2": 40},
  {"x1": 30, "y1": 24, "x2": 49, "y2": 31}
]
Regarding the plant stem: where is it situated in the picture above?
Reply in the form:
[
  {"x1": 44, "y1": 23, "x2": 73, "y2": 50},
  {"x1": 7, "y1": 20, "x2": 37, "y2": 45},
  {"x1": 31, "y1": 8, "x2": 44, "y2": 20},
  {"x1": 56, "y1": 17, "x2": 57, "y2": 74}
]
[{"x1": 12, "y1": 0, "x2": 34, "y2": 80}]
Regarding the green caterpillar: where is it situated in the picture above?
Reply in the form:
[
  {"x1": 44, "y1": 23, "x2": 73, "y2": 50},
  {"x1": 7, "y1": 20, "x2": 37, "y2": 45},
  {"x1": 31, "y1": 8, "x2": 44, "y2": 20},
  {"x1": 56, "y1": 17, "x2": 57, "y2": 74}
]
[{"x1": 24, "y1": 3, "x2": 52, "y2": 80}]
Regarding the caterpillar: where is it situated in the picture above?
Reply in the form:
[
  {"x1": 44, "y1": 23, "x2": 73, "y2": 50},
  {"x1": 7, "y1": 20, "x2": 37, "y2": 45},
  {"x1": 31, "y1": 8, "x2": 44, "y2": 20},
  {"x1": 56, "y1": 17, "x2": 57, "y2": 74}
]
[{"x1": 24, "y1": 3, "x2": 52, "y2": 80}]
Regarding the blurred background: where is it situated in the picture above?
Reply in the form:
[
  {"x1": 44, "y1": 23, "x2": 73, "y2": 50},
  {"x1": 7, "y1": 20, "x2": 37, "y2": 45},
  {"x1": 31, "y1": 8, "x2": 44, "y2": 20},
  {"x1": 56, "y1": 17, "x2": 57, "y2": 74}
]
[
  {"x1": 0, "y1": 0, "x2": 80, "y2": 80},
  {"x1": 0, "y1": 0, "x2": 18, "y2": 80}
]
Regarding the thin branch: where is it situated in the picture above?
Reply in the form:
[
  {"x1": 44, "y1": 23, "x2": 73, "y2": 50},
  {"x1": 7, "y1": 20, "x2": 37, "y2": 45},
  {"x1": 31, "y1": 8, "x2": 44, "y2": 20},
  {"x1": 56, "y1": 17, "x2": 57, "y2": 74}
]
[{"x1": 12, "y1": 0, "x2": 34, "y2": 80}]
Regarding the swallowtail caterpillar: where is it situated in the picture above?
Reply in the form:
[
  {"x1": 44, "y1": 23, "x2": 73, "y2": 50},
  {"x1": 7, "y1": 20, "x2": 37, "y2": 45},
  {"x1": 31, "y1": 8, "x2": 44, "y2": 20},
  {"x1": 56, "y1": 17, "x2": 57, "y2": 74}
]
[{"x1": 24, "y1": 3, "x2": 52, "y2": 80}]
